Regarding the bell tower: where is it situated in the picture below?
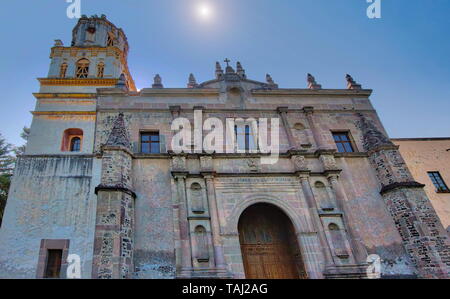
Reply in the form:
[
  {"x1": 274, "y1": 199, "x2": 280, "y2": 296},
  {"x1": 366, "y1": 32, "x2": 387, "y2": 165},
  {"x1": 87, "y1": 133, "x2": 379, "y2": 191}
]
[
  {"x1": 26, "y1": 15, "x2": 135, "y2": 156},
  {"x1": 44, "y1": 14, "x2": 135, "y2": 90}
]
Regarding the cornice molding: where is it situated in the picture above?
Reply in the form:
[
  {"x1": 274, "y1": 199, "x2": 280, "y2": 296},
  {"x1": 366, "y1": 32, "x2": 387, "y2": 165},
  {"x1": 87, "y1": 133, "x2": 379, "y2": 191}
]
[
  {"x1": 31, "y1": 111, "x2": 96, "y2": 116},
  {"x1": 38, "y1": 78, "x2": 118, "y2": 86},
  {"x1": 138, "y1": 88, "x2": 220, "y2": 96},
  {"x1": 251, "y1": 89, "x2": 373, "y2": 97},
  {"x1": 33, "y1": 93, "x2": 97, "y2": 99},
  {"x1": 50, "y1": 46, "x2": 124, "y2": 58}
]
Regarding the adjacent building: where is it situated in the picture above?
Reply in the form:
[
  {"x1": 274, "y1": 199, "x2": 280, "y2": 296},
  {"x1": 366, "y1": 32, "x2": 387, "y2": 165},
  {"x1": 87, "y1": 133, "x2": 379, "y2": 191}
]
[
  {"x1": 392, "y1": 138, "x2": 450, "y2": 232},
  {"x1": 0, "y1": 16, "x2": 448, "y2": 279}
]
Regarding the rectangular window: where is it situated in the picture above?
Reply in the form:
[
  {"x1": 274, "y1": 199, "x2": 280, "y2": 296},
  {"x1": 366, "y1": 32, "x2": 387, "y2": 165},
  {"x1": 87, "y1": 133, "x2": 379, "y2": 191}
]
[
  {"x1": 44, "y1": 249, "x2": 63, "y2": 279},
  {"x1": 36, "y1": 239, "x2": 69, "y2": 279},
  {"x1": 332, "y1": 132, "x2": 355, "y2": 153},
  {"x1": 235, "y1": 124, "x2": 257, "y2": 152},
  {"x1": 141, "y1": 132, "x2": 160, "y2": 154},
  {"x1": 428, "y1": 172, "x2": 449, "y2": 193}
]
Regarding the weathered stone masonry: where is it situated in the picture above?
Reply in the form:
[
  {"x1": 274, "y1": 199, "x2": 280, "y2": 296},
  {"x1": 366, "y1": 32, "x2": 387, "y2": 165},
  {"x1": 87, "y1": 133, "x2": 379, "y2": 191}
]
[
  {"x1": 0, "y1": 16, "x2": 449, "y2": 279},
  {"x1": 92, "y1": 113, "x2": 136, "y2": 279},
  {"x1": 357, "y1": 114, "x2": 450, "y2": 278}
]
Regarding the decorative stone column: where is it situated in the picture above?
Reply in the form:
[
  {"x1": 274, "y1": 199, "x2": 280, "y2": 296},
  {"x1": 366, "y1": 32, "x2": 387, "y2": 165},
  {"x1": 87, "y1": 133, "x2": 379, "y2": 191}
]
[
  {"x1": 92, "y1": 113, "x2": 136, "y2": 279},
  {"x1": 297, "y1": 177, "x2": 334, "y2": 267},
  {"x1": 200, "y1": 155, "x2": 232, "y2": 278},
  {"x1": 291, "y1": 153, "x2": 329, "y2": 278},
  {"x1": 277, "y1": 107, "x2": 297, "y2": 150},
  {"x1": 326, "y1": 171, "x2": 367, "y2": 264},
  {"x1": 303, "y1": 107, "x2": 327, "y2": 150},
  {"x1": 203, "y1": 175, "x2": 226, "y2": 268},
  {"x1": 357, "y1": 114, "x2": 450, "y2": 278},
  {"x1": 316, "y1": 151, "x2": 368, "y2": 278},
  {"x1": 171, "y1": 155, "x2": 193, "y2": 277}
]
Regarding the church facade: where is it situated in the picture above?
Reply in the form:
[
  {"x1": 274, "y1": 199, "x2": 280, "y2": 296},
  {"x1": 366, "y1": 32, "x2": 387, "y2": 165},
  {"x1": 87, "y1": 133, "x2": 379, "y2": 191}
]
[{"x1": 0, "y1": 16, "x2": 448, "y2": 279}]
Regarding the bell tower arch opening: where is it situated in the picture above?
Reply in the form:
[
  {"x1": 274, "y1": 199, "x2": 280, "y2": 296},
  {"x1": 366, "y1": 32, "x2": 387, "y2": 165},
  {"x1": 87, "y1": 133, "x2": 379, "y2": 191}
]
[{"x1": 238, "y1": 203, "x2": 308, "y2": 279}]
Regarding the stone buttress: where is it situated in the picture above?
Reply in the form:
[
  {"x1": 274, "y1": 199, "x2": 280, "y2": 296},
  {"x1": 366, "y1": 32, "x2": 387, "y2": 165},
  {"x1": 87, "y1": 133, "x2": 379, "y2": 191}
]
[
  {"x1": 92, "y1": 113, "x2": 136, "y2": 279},
  {"x1": 357, "y1": 114, "x2": 450, "y2": 278}
]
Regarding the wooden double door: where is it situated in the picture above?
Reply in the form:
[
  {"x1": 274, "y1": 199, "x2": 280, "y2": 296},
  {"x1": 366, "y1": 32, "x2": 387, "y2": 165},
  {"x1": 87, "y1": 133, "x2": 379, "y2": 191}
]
[{"x1": 238, "y1": 203, "x2": 308, "y2": 279}]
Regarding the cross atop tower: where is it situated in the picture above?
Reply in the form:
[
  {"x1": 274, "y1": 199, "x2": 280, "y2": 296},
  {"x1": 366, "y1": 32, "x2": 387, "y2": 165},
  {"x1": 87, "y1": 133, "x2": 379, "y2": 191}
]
[{"x1": 224, "y1": 58, "x2": 231, "y2": 67}]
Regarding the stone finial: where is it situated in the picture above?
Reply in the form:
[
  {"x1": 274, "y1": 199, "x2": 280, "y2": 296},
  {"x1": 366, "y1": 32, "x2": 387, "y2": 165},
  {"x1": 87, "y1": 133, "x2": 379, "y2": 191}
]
[
  {"x1": 265, "y1": 74, "x2": 279, "y2": 88},
  {"x1": 307, "y1": 73, "x2": 322, "y2": 90},
  {"x1": 356, "y1": 113, "x2": 394, "y2": 151},
  {"x1": 236, "y1": 62, "x2": 246, "y2": 79},
  {"x1": 225, "y1": 64, "x2": 235, "y2": 74},
  {"x1": 215, "y1": 62, "x2": 224, "y2": 79},
  {"x1": 187, "y1": 73, "x2": 198, "y2": 88},
  {"x1": 105, "y1": 113, "x2": 131, "y2": 149},
  {"x1": 346, "y1": 74, "x2": 362, "y2": 90},
  {"x1": 115, "y1": 74, "x2": 128, "y2": 90},
  {"x1": 152, "y1": 74, "x2": 163, "y2": 88},
  {"x1": 54, "y1": 39, "x2": 64, "y2": 46}
]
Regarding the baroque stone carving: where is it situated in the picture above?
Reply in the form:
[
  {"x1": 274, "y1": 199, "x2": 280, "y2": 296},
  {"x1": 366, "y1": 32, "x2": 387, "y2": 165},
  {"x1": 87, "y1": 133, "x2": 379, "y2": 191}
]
[
  {"x1": 320, "y1": 155, "x2": 338, "y2": 171},
  {"x1": 187, "y1": 73, "x2": 198, "y2": 88},
  {"x1": 236, "y1": 62, "x2": 246, "y2": 79},
  {"x1": 265, "y1": 74, "x2": 278, "y2": 88},
  {"x1": 105, "y1": 113, "x2": 131, "y2": 149},
  {"x1": 215, "y1": 61, "x2": 224, "y2": 79},
  {"x1": 171, "y1": 156, "x2": 187, "y2": 172},
  {"x1": 200, "y1": 156, "x2": 213, "y2": 172},
  {"x1": 115, "y1": 73, "x2": 127, "y2": 90},
  {"x1": 152, "y1": 74, "x2": 163, "y2": 88},
  {"x1": 291, "y1": 155, "x2": 308, "y2": 171},
  {"x1": 346, "y1": 74, "x2": 362, "y2": 90},
  {"x1": 355, "y1": 114, "x2": 395, "y2": 152},
  {"x1": 247, "y1": 158, "x2": 260, "y2": 172},
  {"x1": 307, "y1": 73, "x2": 322, "y2": 90}
]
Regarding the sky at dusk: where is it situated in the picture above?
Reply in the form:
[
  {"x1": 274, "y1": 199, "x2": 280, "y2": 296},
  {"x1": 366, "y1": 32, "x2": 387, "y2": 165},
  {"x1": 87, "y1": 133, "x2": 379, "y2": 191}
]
[{"x1": 0, "y1": 0, "x2": 449, "y2": 146}]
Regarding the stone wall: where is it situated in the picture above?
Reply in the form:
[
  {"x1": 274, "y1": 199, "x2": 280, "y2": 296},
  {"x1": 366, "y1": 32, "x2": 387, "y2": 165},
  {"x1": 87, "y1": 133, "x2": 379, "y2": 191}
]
[
  {"x1": 392, "y1": 139, "x2": 450, "y2": 231},
  {"x1": 0, "y1": 156, "x2": 100, "y2": 278},
  {"x1": 132, "y1": 159, "x2": 175, "y2": 279}
]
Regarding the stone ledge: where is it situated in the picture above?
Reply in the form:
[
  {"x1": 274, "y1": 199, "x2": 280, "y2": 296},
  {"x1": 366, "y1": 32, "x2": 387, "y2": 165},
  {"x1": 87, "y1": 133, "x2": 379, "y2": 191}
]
[
  {"x1": 177, "y1": 268, "x2": 234, "y2": 279},
  {"x1": 380, "y1": 181, "x2": 426, "y2": 195},
  {"x1": 95, "y1": 184, "x2": 137, "y2": 199},
  {"x1": 324, "y1": 264, "x2": 368, "y2": 279}
]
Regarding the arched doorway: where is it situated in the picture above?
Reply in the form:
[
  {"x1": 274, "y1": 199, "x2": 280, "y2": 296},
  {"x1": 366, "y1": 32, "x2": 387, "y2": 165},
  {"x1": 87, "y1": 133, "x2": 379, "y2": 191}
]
[{"x1": 238, "y1": 203, "x2": 308, "y2": 279}]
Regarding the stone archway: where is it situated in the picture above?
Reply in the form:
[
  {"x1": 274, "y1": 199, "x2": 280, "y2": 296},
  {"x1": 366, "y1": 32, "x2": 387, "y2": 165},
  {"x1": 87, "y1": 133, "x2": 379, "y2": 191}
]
[{"x1": 238, "y1": 203, "x2": 308, "y2": 279}]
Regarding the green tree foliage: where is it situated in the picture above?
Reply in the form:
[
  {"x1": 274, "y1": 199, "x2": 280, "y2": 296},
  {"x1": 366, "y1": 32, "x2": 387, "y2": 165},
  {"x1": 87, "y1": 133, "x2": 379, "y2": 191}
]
[
  {"x1": 14, "y1": 126, "x2": 30, "y2": 156},
  {"x1": 0, "y1": 128, "x2": 29, "y2": 226},
  {"x1": 0, "y1": 133, "x2": 14, "y2": 226}
]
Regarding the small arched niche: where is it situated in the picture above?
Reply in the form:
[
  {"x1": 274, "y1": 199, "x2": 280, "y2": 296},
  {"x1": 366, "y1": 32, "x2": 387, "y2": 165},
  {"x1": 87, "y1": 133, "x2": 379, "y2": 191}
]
[
  {"x1": 314, "y1": 181, "x2": 333, "y2": 210},
  {"x1": 293, "y1": 122, "x2": 305, "y2": 130},
  {"x1": 194, "y1": 225, "x2": 210, "y2": 263},
  {"x1": 61, "y1": 128, "x2": 84, "y2": 152},
  {"x1": 328, "y1": 223, "x2": 349, "y2": 258},
  {"x1": 190, "y1": 183, "x2": 205, "y2": 214}
]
